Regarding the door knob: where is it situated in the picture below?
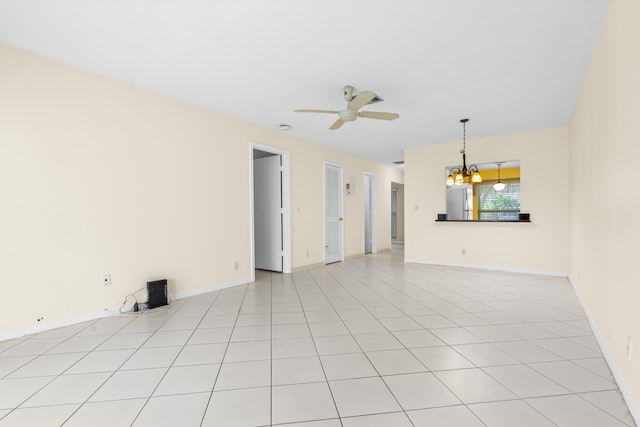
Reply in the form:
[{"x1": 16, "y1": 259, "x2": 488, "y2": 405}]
[{"x1": 339, "y1": 217, "x2": 343, "y2": 221}]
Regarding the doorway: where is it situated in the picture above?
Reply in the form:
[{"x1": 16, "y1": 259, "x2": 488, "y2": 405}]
[
  {"x1": 251, "y1": 143, "x2": 291, "y2": 279},
  {"x1": 391, "y1": 182, "x2": 405, "y2": 250},
  {"x1": 363, "y1": 172, "x2": 376, "y2": 254},
  {"x1": 324, "y1": 162, "x2": 343, "y2": 264}
]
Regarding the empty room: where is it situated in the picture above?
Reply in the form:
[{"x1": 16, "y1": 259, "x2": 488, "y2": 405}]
[{"x1": 0, "y1": 0, "x2": 638, "y2": 426}]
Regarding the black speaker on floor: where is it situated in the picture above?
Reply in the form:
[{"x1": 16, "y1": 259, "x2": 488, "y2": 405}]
[{"x1": 147, "y1": 279, "x2": 168, "y2": 309}]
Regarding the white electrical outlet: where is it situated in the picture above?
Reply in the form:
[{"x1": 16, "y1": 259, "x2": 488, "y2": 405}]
[
  {"x1": 462, "y1": 249, "x2": 466, "y2": 255},
  {"x1": 234, "y1": 261, "x2": 239, "y2": 270},
  {"x1": 101, "y1": 273, "x2": 111, "y2": 286}
]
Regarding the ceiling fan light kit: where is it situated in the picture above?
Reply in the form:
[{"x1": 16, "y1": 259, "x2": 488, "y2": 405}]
[{"x1": 295, "y1": 85, "x2": 399, "y2": 130}]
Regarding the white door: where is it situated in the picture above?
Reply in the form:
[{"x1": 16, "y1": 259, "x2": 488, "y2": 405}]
[
  {"x1": 325, "y1": 163, "x2": 343, "y2": 264},
  {"x1": 254, "y1": 155, "x2": 283, "y2": 271}
]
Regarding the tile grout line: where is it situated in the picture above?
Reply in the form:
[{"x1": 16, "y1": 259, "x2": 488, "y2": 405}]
[
  {"x1": 58, "y1": 296, "x2": 213, "y2": 425},
  {"x1": 326, "y1": 258, "x2": 623, "y2": 426},
  {"x1": 6, "y1": 316, "x2": 138, "y2": 424},
  {"x1": 198, "y1": 282, "x2": 251, "y2": 427},
  {"x1": 308, "y1": 265, "x2": 418, "y2": 426},
  {"x1": 289, "y1": 268, "x2": 345, "y2": 427}
]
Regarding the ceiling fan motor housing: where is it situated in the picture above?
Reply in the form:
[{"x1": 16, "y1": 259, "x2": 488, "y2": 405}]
[{"x1": 343, "y1": 85, "x2": 354, "y2": 101}]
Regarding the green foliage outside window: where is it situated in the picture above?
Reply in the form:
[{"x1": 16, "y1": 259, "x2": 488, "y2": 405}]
[{"x1": 478, "y1": 180, "x2": 520, "y2": 220}]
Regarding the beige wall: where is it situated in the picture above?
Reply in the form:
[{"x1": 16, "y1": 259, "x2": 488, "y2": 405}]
[
  {"x1": 569, "y1": 0, "x2": 640, "y2": 407},
  {"x1": 391, "y1": 182, "x2": 405, "y2": 242},
  {"x1": 0, "y1": 45, "x2": 402, "y2": 336},
  {"x1": 404, "y1": 127, "x2": 569, "y2": 275}
]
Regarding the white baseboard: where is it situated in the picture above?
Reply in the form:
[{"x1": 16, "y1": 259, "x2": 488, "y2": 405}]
[
  {"x1": 403, "y1": 258, "x2": 568, "y2": 278},
  {"x1": 169, "y1": 277, "x2": 252, "y2": 301},
  {"x1": 568, "y1": 278, "x2": 640, "y2": 425},
  {"x1": 0, "y1": 277, "x2": 253, "y2": 343},
  {"x1": 0, "y1": 310, "x2": 113, "y2": 342},
  {"x1": 292, "y1": 262, "x2": 324, "y2": 272}
]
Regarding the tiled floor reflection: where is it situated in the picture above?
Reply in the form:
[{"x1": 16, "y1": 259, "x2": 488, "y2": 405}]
[{"x1": 0, "y1": 249, "x2": 637, "y2": 426}]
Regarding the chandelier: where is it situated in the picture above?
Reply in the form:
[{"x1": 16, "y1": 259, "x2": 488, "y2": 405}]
[{"x1": 446, "y1": 118, "x2": 482, "y2": 186}]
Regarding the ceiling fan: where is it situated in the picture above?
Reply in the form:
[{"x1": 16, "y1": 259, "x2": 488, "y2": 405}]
[{"x1": 295, "y1": 85, "x2": 400, "y2": 130}]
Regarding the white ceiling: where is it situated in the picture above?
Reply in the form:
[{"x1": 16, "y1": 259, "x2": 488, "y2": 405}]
[{"x1": 0, "y1": 0, "x2": 608, "y2": 167}]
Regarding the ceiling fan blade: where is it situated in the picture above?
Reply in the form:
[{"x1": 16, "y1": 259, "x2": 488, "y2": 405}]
[
  {"x1": 358, "y1": 111, "x2": 400, "y2": 120},
  {"x1": 329, "y1": 118, "x2": 345, "y2": 130},
  {"x1": 348, "y1": 91, "x2": 377, "y2": 111},
  {"x1": 294, "y1": 109, "x2": 339, "y2": 114}
]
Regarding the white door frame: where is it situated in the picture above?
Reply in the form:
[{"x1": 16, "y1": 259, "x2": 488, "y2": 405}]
[
  {"x1": 363, "y1": 171, "x2": 377, "y2": 254},
  {"x1": 250, "y1": 142, "x2": 291, "y2": 281},
  {"x1": 324, "y1": 161, "x2": 344, "y2": 264},
  {"x1": 391, "y1": 180, "x2": 404, "y2": 244}
]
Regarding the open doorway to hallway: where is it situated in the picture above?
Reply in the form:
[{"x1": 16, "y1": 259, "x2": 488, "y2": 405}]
[
  {"x1": 391, "y1": 182, "x2": 404, "y2": 253},
  {"x1": 251, "y1": 143, "x2": 291, "y2": 281}
]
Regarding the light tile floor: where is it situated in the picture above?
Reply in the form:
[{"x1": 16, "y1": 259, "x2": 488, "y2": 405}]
[{"x1": 0, "y1": 249, "x2": 637, "y2": 426}]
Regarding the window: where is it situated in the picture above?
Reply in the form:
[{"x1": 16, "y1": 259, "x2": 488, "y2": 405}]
[{"x1": 477, "y1": 179, "x2": 520, "y2": 220}]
